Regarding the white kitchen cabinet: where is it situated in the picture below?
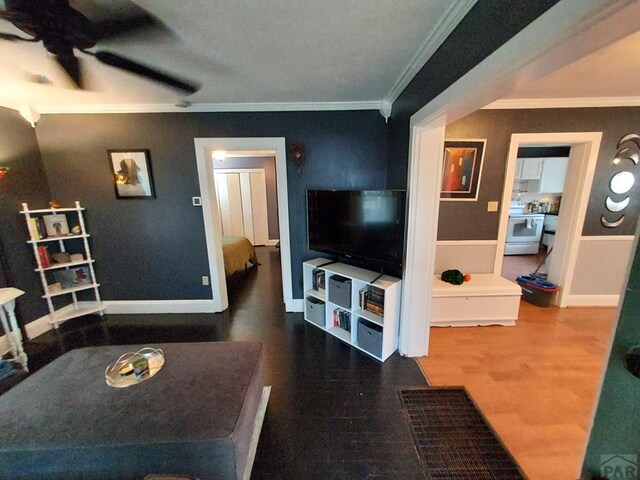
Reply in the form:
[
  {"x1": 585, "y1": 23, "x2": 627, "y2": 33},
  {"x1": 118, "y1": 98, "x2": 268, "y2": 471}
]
[
  {"x1": 538, "y1": 157, "x2": 568, "y2": 193},
  {"x1": 516, "y1": 158, "x2": 544, "y2": 180}
]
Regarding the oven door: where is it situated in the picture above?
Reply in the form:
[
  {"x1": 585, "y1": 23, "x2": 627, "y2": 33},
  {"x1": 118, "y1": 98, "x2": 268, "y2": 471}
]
[{"x1": 507, "y1": 215, "x2": 544, "y2": 243}]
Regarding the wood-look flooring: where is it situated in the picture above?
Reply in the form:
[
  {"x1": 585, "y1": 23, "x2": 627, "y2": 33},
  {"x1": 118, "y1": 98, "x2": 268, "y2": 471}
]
[
  {"x1": 501, "y1": 249, "x2": 549, "y2": 282},
  {"x1": 9, "y1": 247, "x2": 429, "y2": 479},
  {"x1": 417, "y1": 302, "x2": 617, "y2": 480}
]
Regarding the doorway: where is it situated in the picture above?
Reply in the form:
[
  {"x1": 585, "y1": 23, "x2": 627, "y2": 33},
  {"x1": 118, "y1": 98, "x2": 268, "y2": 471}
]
[
  {"x1": 495, "y1": 133, "x2": 602, "y2": 307},
  {"x1": 193, "y1": 138, "x2": 294, "y2": 313},
  {"x1": 214, "y1": 164, "x2": 279, "y2": 247}
]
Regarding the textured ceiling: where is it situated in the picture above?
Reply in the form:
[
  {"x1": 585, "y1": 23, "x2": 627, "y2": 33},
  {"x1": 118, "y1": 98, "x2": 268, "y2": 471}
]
[{"x1": 0, "y1": 0, "x2": 461, "y2": 110}]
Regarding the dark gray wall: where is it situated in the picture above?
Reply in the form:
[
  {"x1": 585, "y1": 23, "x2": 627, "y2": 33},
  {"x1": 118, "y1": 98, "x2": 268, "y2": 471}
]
[
  {"x1": 0, "y1": 107, "x2": 51, "y2": 324},
  {"x1": 213, "y1": 156, "x2": 279, "y2": 240},
  {"x1": 34, "y1": 111, "x2": 388, "y2": 302},
  {"x1": 439, "y1": 108, "x2": 640, "y2": 240},
  {"x1": 387, "y1": 0, "x2": 559, "y2": 189}
]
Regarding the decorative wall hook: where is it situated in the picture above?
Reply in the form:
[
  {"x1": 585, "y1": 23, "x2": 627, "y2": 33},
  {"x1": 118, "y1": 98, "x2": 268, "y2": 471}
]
[{"x1": 291, "y1": 143, "x2": 305, "y2": 166}]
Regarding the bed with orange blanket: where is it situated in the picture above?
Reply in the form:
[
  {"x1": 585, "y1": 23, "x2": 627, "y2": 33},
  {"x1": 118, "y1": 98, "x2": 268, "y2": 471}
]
[{"x1": 222, "y1": 236, "x2": 259, "y2": 277}]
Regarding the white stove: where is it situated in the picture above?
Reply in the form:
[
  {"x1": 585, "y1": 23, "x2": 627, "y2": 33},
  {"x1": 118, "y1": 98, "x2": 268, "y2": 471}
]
[{"x1": 505, "y1": 201, "x2": 545, "y2": 255}]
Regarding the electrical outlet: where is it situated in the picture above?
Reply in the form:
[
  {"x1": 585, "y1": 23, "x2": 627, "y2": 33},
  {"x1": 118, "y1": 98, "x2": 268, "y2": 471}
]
[
  {"x1": 487, "y1": 201, "x2": 499, "y2": 212},
  {"x1": 192, "y1": 197, "x2": 202, "y2": 206},
  {"x1": 202, "y1": 275, "x2": 209, "y2": 286}
]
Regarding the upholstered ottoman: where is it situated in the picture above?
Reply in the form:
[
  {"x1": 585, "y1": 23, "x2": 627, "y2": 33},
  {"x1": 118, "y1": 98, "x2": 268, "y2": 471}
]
[{"x1": 0, "y1": 342, "x2": 268, "y2": 480}]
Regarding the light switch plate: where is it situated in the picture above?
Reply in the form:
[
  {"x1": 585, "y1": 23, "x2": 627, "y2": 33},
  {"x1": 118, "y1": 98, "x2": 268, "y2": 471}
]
[
  {"x1": 192, "y1": 196, "x2": 202, "y2": 206},
  {"x1": 487, "y1": 201, "x2": 499, "y2": 212}
]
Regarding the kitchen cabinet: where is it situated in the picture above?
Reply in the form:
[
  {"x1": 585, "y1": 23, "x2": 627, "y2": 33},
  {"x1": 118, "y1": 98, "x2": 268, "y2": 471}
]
[
  {"x1": 538, "y1": 157, "x2": 568, "y2": 193},
  {"x1": 516, "y1": 158, "x2": 544, "y2": 180}
]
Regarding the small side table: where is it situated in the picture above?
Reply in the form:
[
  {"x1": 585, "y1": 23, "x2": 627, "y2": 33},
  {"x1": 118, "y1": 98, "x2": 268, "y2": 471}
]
[{"x1": 0, "y1": 288, "x2": 28, "y2": 372}]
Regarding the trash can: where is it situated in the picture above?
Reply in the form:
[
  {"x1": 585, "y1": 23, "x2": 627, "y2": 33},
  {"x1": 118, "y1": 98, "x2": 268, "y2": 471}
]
[{"x1": 516, "y1": 275, "x2": 560, "y2": 307}]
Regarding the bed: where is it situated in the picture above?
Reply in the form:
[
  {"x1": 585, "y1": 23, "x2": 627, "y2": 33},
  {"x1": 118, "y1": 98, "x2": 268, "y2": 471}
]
[{"x1": 222, "y1": 236, "x2": 259, "y2": 277}]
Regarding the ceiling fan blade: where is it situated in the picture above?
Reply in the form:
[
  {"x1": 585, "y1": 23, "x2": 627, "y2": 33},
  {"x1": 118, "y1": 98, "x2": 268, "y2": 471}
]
[
  {"x1": 56, "y1": 52, "x2": 83, "y2": 88},
  {"x1": 94, "y1": 50, "x2": 200, "y2": 94},
  {"x1": 92, "y1": 11, "x2": 164, "y2": 41}
]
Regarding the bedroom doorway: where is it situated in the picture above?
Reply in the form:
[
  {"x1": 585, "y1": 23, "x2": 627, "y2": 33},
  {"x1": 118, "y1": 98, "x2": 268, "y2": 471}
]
[
  {"x1": 213, "y1": 164, "x2": 279, "y2": 247},
  {"x1": 194, "y1": 138, "x2": 293, "y2": 313}
]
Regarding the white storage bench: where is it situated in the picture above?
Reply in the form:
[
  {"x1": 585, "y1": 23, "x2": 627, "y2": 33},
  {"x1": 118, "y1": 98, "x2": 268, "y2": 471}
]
[{"x1": 431, "y1": 274, "x2": 522, "y2": 327}]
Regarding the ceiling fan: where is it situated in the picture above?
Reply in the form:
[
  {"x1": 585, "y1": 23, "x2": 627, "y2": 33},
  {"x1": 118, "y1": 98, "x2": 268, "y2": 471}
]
[{"x1": 0, "y1": 0, "x2": 201, "y2": 94}]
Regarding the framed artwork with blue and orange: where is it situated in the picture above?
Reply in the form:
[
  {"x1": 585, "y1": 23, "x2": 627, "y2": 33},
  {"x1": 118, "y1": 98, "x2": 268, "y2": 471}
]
[{"x1": 441, "y1": 139, "x2": 486, "y2": 201}]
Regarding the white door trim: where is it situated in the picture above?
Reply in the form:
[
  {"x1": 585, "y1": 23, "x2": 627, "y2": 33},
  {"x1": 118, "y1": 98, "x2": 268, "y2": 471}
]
[
  {"x1": 495, "y1": 132, "x2": 602, "y2": 308},
  {"x1": 399, "y1": 116, "x2": 446, "y2": 357},
  {"x1": 194, "y1": 138, "x2": 294, "y2": 312},
  {"x1": 399, "y1": 0, "x2": 640, "y2": 357}
]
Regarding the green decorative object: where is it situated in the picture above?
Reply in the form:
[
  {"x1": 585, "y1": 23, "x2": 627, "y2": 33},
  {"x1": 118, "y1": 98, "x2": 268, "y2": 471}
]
[{"x1": 441, "y1": 269, "x2": 464, "y2": 285}]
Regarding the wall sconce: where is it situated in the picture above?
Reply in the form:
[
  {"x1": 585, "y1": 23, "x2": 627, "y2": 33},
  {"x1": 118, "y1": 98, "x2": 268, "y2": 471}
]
[{"x1": 0, "y1": 167, "x2": 9, "y2": 180}]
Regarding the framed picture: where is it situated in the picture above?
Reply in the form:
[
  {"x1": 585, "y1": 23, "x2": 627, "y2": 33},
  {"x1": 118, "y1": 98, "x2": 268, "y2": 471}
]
[
  {"x1": 440, "y1": 139, "x2": 486, "y2": 201},
  {"x1": 108, "y1": 149, "x2": 155, "y2": 199},
  {"x1": 53, "y1": 267, "x2": 92, "y2": 289},
  {"x1": 43, "y1": 214, "x2": 69, "y2": 237}
]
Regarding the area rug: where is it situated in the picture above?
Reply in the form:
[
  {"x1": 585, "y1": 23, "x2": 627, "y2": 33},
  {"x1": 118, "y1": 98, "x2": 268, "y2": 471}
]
[{"x1": 398, "y1": 387, "x2": 525, "y2": 480}]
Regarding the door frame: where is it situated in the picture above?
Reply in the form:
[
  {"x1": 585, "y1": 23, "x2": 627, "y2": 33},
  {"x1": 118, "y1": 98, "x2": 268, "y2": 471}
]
[
  {"x1": 493, "y1": 132, "x2": 602, "y2": 307},
  {"x1": 495, "y1": 132, "x2": 602, "y2": 307},
  {"x1": 399, "y1": 0, "x2": 640, "y2": 357},
  {"x1": 194, "y1": 137, "x2": 293, "y2": 312}
]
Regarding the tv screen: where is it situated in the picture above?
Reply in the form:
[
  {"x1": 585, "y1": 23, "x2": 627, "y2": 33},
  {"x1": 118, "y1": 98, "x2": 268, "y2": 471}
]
[{"x1": 307, "y1": 190, "x2": 406, "y2": 277}]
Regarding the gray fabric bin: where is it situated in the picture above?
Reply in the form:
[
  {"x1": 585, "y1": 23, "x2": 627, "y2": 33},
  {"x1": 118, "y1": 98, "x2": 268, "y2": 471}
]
[
  {"x1": 305, "y1": 297, "x2": 325, "y2": 327},
  {"x1": 357, "y1": 318, "x2": 383, "y2": 357},
  {"x1": 328, "y1": 275, "x2": 351, "y2": 308}
]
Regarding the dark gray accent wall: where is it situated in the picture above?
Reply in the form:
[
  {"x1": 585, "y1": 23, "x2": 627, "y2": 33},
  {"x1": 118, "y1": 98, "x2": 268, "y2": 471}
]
[
  {"x1": 386, "y1": 0, "x2": 559, "y2": 189},
  {"x1": 440, "y1": 108, "x2": 640, "y2": 240},
  {"x1": 35, "y1": 111, "x2": 388, "y2": 302},
  {"x1": 213, "y1": 156, "x2": 279, "y2": 240},
  {"x1": 0, "y1": 107, "x2": 51, "y2": 324}
]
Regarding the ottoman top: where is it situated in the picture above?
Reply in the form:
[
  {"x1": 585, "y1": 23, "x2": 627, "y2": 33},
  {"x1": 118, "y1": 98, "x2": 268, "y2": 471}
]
[{"x1": 0, "y1": 341, "x2": 264, "y2": 449}]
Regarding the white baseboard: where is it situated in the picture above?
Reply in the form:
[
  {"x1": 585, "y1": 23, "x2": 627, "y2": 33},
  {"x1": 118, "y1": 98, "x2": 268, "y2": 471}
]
[
  {"x1": 431, "y1": 318, "x2": 516, "y2": 327},
  {"x1": 103, "y1": 300, "x2": 217, "y2": 314},
  {"x1": 265, "y1": 239, "x2": 279, "y2": 246},
  {"x1": 564, "y1": 294, "x2": 620, "y2": 307},
  {"x1": 288, "y1": 298, "x2": 304, "y2": 312}
]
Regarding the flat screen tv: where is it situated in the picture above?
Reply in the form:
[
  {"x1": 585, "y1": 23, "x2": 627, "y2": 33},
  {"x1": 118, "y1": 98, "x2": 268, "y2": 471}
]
[{"x1": 307, "y1": 189, "x2": 406, "y2": 277}]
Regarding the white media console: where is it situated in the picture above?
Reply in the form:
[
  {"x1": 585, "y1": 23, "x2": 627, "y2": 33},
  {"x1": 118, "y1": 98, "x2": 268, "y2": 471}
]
[{"x1": 302, "y1": 259, "x2": 401, "y2": 362}]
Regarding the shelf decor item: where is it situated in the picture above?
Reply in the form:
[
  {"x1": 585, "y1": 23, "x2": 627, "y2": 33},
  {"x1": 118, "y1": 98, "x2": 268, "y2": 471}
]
[
  {"x1": 108, "y1": 149, "x2": 155, "y2": 199},
  {"x1": 440, "y1": 139, "x2": 486, "y2": 201},
  {"x1": 21, "y1": 201, "x2": 104, "y2": 329},
  {"x1": 43, "y1": 213, "x2": 69, "y2": 237}
]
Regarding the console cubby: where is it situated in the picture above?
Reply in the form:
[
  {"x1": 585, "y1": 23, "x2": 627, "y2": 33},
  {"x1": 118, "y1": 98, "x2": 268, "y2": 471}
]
[{"x1": 302, "y1": 258, "x2": 402, "y2": 362}]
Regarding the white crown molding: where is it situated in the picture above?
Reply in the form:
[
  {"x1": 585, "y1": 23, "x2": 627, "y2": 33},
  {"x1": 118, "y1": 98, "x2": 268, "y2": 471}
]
[
  {"x1": 382, "y1": 0, "x2": 478, "y2": 111},
  {"x1": 483, "y1": 96, "x2": 640, "y2": 110},
  {"x1": 29, "y1": 101, "x2": 382, "y2": 115}
]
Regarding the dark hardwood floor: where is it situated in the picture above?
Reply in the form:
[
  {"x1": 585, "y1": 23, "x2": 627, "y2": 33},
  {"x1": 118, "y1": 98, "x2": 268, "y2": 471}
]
[{"x1": 12, "y1": 246, "x2": 428, "y2": 479}]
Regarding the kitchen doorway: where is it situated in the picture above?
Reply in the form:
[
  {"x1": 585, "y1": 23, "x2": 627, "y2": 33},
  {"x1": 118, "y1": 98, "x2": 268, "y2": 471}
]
[{"x1": 495, "y1": 132, "x2": 602, "y2": 307}]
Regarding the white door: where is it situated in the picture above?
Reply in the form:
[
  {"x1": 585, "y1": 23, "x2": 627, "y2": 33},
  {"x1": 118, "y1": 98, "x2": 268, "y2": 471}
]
[{"x1": 214, "y1": 169, "x2": 269, "y2": 245}]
